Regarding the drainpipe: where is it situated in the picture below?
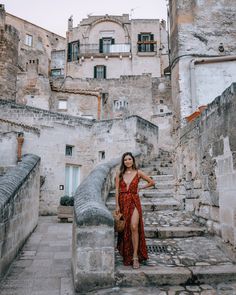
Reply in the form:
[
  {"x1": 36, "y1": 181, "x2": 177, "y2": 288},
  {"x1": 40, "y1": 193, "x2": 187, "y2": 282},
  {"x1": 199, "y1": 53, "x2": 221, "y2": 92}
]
[
  {"x1": 17, "y1": 132, "x2": 24, "y2": 162},
  {"x1": 190, "y1": 55, "x2": 236, "y2": 111},
  {"x1": 97, "y1": 94, "x2": 101, "y2": 120}
]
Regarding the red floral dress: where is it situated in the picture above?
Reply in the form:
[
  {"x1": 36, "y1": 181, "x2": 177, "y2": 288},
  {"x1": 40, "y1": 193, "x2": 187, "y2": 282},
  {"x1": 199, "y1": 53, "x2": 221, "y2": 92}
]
[{"x1": 117, "y1": 172, "x2": 149, "y2": 265}]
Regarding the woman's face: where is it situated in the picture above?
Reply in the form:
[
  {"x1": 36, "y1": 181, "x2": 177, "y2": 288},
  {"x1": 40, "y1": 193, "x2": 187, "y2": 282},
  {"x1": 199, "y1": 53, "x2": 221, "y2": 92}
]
[{"x1": 123, "y1": 155, "x2": 133, "y2": 168}]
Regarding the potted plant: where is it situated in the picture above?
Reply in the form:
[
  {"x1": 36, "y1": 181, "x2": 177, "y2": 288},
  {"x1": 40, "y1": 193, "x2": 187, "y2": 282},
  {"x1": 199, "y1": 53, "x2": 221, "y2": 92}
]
[{"x1": 57, "y1": 195, "x2": 74, "y2": 222}]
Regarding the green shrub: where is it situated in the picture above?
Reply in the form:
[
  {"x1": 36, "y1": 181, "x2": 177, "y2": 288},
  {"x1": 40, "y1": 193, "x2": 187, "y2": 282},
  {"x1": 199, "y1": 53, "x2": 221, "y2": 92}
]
[{"x1": 60, "y1": 195, "x2": 74, "y2": 206}]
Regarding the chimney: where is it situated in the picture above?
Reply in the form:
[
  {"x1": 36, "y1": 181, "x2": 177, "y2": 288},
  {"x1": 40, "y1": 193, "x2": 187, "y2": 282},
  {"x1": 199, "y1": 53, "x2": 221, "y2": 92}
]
[{"x1": 68, "y1": 15, "x2": 73, "y2": 31}]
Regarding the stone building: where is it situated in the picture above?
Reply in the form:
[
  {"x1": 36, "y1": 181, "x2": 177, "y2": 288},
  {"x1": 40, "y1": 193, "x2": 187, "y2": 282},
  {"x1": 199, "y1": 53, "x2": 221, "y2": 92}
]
[
  {"x1": 169, "y1": 0, "x2": 236, "y2": 127},
  {"x1": 168, "y1": 0, "x2": 236, "y2": 249},
  {"x1": 0, "y1": 0, "x2": 235, "y2": 251}
]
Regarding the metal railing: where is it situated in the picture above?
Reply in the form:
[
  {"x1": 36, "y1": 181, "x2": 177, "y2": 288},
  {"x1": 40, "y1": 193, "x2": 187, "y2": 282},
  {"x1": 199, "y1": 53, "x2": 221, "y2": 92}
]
[{"x1": 78, "y1": 43, "x2": 131, "y2": 56}]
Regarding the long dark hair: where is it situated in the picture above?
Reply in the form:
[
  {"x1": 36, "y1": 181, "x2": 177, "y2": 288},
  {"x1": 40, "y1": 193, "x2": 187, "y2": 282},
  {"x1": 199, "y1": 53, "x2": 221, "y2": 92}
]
[{"x1": 119, "y1": 152, "x2": 137, "y2": 180}]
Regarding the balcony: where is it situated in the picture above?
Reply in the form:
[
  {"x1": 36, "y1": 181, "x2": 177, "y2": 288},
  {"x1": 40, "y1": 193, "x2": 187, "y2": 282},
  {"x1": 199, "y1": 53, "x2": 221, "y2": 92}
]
[{"x1": 77, "y1": 43, "x2": 131, "y2": 58}]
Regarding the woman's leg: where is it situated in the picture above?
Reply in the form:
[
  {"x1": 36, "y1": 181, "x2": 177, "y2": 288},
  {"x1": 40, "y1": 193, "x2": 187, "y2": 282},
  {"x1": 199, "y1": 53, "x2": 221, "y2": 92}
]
[{"x1": 131, "y1": 207, "x2": 140, "y2": 259}]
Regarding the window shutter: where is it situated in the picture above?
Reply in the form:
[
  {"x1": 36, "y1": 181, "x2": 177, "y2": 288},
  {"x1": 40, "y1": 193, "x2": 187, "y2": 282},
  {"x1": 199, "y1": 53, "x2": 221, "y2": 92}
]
[
  {"x1": 103, "y1": 66, "x2": 106, "y2": 79},
  {"x1": 99, "y1": 39, "x2": 103, "y2": 53},
  {"x1": 94, "y1": 66, "x2": 97, "y2": 78},
  {"x1": 137, "y1": 34, "x2": 141, "y2": 52},
  {"x1": 67, "y1": 42, "x2": 72, "y2": 62},
  {"x1": 150, "y1": 34, "x2": 154, "y2": 52},
  {"x1": 77, "y1": 40, "x2": 80, "y2": 57}
]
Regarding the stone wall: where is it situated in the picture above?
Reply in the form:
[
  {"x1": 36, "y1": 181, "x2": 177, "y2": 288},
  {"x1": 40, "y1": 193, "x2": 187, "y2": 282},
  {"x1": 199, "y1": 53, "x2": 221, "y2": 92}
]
[
  {"x1": 0, "y1": 154, "x2": 40, "y2": 278},
  {"x1": 51, "y1": 74, "x2": 172, "y2": 125},
  {"x1": 0, "y1": 5, "x2": 19, "y2": 101},
  {"x1": 169, "y1": 0, "x2": 236, "y2": 125},
  {"x1": 93, "y1": 115, "x2": 159, "y2": 162},
  {"x1": 0, "y1": 99, "x2": 158, "y2": 215},
  {"x1": 4, "y1": 9, "x2": 65, "y2": 107},
  {"x1": 174, "y1": 84, "x2": 236, "y2": 247}
]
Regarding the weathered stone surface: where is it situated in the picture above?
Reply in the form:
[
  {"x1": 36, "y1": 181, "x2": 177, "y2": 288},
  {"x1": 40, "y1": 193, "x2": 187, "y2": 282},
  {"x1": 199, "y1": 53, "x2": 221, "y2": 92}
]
[{"x1": 0, "y1": 154, "x2": 40, "y2": 278}]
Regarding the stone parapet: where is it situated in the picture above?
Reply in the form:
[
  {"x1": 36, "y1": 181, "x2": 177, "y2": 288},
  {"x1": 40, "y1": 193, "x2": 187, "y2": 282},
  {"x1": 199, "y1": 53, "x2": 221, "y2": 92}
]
[{"x1": 0, "y1": 154, "x2": 40, "y2": 278}]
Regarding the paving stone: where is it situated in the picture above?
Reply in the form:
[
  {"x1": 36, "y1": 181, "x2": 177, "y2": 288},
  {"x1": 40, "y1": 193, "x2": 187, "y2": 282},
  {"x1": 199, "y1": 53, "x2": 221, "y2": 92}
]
[{"x1": 186, "y1": 285, "x2": 201, "y2": 291}]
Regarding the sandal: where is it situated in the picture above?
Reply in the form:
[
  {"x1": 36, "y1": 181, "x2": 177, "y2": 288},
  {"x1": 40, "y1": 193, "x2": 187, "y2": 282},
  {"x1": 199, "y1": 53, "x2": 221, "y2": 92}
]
[{"x1": 132, "y1": 257, "x2": 140, "y2": 269}]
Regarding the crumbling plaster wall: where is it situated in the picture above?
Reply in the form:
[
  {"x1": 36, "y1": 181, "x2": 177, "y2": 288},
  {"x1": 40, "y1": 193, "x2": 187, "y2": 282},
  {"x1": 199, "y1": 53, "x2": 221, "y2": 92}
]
[{"x1": 174, "y1": 84, "x2": 236, "y2": 247}]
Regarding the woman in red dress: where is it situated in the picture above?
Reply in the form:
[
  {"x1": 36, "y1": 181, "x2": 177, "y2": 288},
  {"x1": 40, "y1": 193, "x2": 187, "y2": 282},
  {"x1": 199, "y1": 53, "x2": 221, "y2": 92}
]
[{"x1": 115, "y1": 152, "x2": 155, "y2": 269}]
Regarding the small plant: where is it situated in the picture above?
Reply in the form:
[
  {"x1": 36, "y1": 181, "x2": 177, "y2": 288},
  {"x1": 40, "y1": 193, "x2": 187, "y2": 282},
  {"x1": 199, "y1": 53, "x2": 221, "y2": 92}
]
[{"x1": 60, "y1": 195, "x2": 74, "y2": 206}]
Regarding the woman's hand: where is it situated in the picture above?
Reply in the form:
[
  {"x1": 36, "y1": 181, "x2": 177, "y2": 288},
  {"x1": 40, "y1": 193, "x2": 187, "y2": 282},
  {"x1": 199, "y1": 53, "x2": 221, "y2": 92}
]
[{"x1": 115, "y1": 205, "x2": 120, "y2": 214}]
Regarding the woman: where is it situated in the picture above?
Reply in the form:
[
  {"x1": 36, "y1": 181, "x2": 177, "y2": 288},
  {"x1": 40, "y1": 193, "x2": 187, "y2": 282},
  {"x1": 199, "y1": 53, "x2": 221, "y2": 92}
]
[{"x1": 115, "y1": 152, "x2": 155, "y2": 269}]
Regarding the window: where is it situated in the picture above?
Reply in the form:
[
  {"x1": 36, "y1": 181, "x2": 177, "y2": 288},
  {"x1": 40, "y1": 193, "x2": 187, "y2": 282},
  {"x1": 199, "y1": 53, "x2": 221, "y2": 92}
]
[
  {"x1": 94, "y1": 65, "x2": 106, "y2": 79},
  {"x1": 137, "y1": 33, "x2": 155, "y2": 52},
  {"x1": 160, "y1": 109, "x2": 164, "y2": 113},
  {"x1": 113, "y1": 99, "x2": 128, "y2": 111},
  {"x1": 51, "y1": 69, "x2": 62, "y2": 77},
  {"x1": 51, "y1": 50, "x2": 65, "y2": 69},
  {"x1": 65, "y1": 145, "x2": 73, "y2": 156},
  {"x1": 99, "y1": 151, "x2": 105, "y2": 161},
  {"x1": 67, "y1": 40, "x2": 80, "y2": 61},
  {"x1": 99, "y1": 38, "x2": 114, "y2": 53},
  {"x1": 65, "y1": 165, "x2": 80, "y2": 196},
  {"x1": 58, "y1": 100, "x2": 67, "y2": 110},
  {"x1": 25, "y1": 34, "x2": 33, "y2": 47},
  {"x1": 160, "y1": 99, "x2": 164, "y2": 104}
]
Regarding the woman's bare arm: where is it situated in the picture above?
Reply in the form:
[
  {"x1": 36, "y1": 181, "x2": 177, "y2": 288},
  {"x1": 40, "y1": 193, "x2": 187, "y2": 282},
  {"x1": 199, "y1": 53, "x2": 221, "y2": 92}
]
[{"x1": 138, "y1": 169, "x2": 155, "y2": 190}]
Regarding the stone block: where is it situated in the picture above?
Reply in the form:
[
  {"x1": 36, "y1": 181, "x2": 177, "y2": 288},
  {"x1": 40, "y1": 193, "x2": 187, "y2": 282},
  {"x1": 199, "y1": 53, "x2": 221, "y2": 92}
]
[
  {"x1": 210, "y1": 206, "x2": 220, "y2": 222},
  {"x1": 212, "y1": 222, "x2": 221, "y2": 236},
  {"x1": 220, "y1": 208, "x2": 233, "y2": 225},
  {"x1": 193, "y1": 179, "x2": 202, "y2": 189},
  {"x1": 221, "y1": 224, "x2": 234, "y2": 244},
  {"x1": 89, "y1": 249, "x2": 103, "y2": 271},
  {"x1": 198, "y1": 205, "x2": 210, "y2": 220},
  {"x1": 184, "y1": 199, "x2": 194, "y2": 211},
  {"x1": 76, "y1": 227, "x2": 114, "y2": 248}
]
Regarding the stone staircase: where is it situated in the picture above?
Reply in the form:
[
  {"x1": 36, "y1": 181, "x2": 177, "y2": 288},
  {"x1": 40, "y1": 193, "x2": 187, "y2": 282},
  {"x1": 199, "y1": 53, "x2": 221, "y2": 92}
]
[{"x1": 106, "y1": 149, "x2": 236, "y2": 287}]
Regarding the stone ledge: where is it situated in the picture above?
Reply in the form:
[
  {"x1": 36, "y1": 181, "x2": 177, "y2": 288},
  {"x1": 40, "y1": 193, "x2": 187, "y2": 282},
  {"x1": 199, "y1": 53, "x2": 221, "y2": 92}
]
[
  {"x1": 74, "y1": 152, "x2": 141, "y2": 227},
  {"x1": 0, "y1": 154, "x2": 40, "y2": 210}
]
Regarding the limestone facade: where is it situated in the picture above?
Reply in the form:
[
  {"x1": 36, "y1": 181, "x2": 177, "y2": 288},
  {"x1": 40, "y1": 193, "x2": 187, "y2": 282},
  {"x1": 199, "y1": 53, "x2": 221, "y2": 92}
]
[
  {"x1": 65, "y1": 14, "x2": 168, "y2": 79},
  {"x1": 174, "y1": 83, "x2": 236, "y2": 247},
  {"x1": 0, "y1": 99, "x2": 158, "y2": 215},
  {"x1": 169, "y1": 0, "x2": 236, "y2": 126}
]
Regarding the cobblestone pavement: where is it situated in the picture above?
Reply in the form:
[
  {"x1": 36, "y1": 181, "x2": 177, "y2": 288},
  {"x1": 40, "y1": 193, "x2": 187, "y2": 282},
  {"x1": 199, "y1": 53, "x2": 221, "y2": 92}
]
[
  {"x1": 143, "y1": 210, "x2": 199, "y2": 227},
  {"x1": 1, "y1": 216, "x2": 236, "y2": 295},
  {"x1": 0, "y1": 216, "x2": 74, "y2": 295},
  {"x1": 87, "y1": 284, "x2": 236, "y2": 294}
]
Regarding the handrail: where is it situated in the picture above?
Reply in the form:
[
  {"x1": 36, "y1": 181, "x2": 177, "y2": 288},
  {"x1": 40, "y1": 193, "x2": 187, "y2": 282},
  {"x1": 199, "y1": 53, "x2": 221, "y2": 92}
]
[{"x1": 73, "y1": 152, "x2": 141, "y2": 226}]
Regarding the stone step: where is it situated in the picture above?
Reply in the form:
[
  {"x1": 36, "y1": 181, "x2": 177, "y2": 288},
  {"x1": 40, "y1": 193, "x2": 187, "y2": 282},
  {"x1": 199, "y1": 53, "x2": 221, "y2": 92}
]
[
  {"x1": 144, "y1": 226, "x2": 206, "y2": 238},
  {"x1": 115, "y1": 264, "x2": 236, "y2": 287},
  {"x1": 106, "y1": 197, "x2": 181, "y2": 211},
  {"x1": 152, "y1": 175, "x2": 174, "y2": 181},
  {"x1": 115, "y1": 236, "x2": 236, "y2": 287},
  {"x1": 141, "y1": 162, "x2": 173, "y2": 168},
  {"x1": 141, "y1": 190, "x2": 174, "y2": 198},
  {"x1": 140, "y1": 182, "x2": 175, "y2": 190},
  {"x1": 141, "y1": 168, "x2": 173, "y2": 176}
]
